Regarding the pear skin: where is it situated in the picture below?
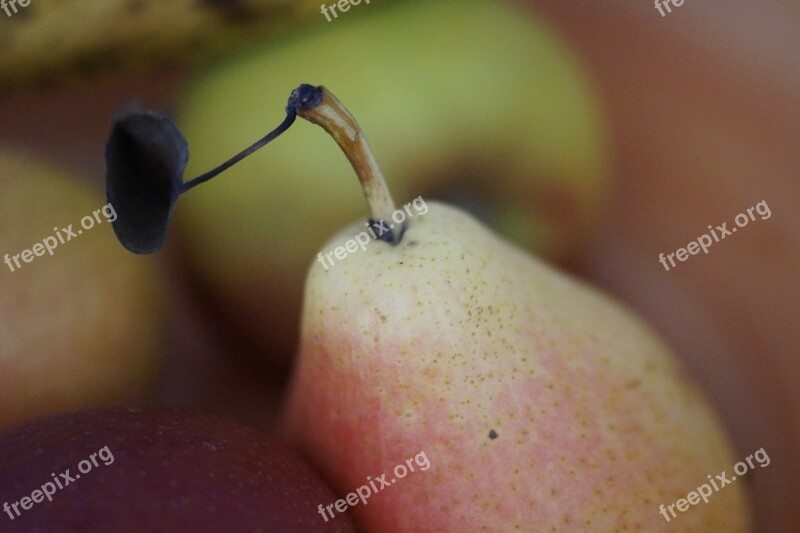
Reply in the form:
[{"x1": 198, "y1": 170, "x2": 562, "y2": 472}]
[{"x1": 285, "y1": 201, "x2": 748, "y2": 531}]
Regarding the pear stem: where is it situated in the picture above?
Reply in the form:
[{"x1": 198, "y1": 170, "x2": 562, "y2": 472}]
[{"x1": 293, "y1": 85, "x2": 402, "y2": 244}]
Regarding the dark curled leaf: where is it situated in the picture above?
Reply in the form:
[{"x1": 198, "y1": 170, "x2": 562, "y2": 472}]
[
  {"x1": 106, "y1": 110, "x2": 188, "y2": 254},
  {"x1": 105, "y1": 88, "x2": 304, "y2": 254}
]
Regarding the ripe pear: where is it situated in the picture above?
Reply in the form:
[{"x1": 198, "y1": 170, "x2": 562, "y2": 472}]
[{"x1": 282, "y1": 88, "x2": 749, "y2": 530}]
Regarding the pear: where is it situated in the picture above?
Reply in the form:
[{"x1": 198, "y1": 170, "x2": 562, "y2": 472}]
[{"x1": 283, "y1": 88, "x2": 749, "y2": 530}]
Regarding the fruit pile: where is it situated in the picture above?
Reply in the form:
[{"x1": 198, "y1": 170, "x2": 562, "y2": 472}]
[{"x1": 2, "y1": 0, "x2": 795, "y2": 531}]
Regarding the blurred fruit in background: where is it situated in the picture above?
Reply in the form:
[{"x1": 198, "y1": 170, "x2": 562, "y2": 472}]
[
  {"x1": 0, "y1": 151, "x2": 164, "y2": 429},
  {"x1": 175, "y1": 0, "x2": 610, "y2": 366},
  {"x1": 532, "y1": 1, "x2": 800, "y2": 531},
  {"x1": 0, "y1": 0, "x2": 321, "y2": 89},
  {"x1": 0, "y1": 408, "x2": 354, "y2": 532},
  {"x1": 0, "y1": 0, "x2": 794, "y2": 529}
]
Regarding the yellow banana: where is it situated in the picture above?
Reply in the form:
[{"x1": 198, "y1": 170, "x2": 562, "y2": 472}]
[{"x1": 0, "y1": 0, "x2": 320, "y2": 89}]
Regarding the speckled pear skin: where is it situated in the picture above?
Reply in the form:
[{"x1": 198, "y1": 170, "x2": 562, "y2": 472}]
[{"x1": 284, "y1": 201, "x2": 749, "y2": 531}]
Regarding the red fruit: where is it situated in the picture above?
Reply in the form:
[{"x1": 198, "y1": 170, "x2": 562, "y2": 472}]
[{"x1": 0, "y1": 408, "x2": 353, "y2": 532}]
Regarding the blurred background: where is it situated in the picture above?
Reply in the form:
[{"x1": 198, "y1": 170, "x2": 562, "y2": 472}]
[{"x1": 0, "y1": 1, "x2": 797, "y2": 531}]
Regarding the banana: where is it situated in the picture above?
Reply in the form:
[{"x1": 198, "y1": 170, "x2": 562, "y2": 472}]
[{"x1": 0, "y1": 0, "x2": 321, "y2": 89}]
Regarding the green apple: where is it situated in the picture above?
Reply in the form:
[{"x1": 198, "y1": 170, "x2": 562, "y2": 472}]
[
  {"x1": 0, "y1": 150, "x2": 164, "y2": 430},
  {"x1": 174, "y1": 0, "x2": 610, "y2": 364}
]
